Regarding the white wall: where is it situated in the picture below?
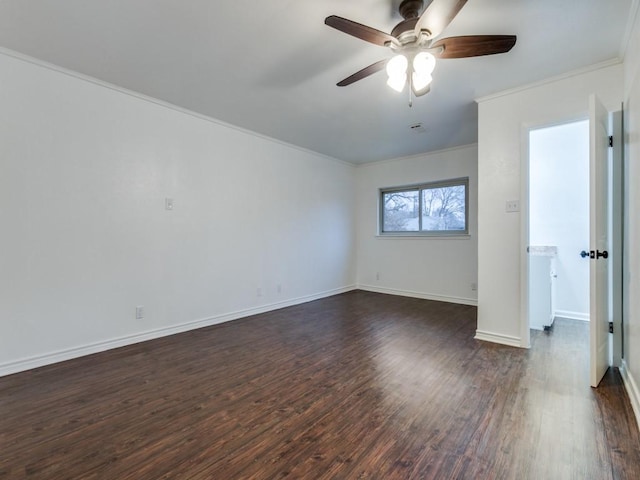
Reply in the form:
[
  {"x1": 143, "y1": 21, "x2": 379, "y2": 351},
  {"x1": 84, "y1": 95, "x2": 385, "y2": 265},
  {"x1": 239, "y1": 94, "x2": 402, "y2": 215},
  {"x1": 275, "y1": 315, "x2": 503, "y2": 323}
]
[
  {"x1": 529, "y1": 121, "x2": 590, "y2": 320},
  {"x1": 476, "y1": 62, "x2": 623, "y2": 347},
  {"x1": 0, "y1": 51, "x2": 356, "y2": 375},
  {"x1": 355, "y1": 145, "x2": 478, "y2": 305},
  {"x1": 621, "y1": 1, "x2": 640, "y2": 427}
]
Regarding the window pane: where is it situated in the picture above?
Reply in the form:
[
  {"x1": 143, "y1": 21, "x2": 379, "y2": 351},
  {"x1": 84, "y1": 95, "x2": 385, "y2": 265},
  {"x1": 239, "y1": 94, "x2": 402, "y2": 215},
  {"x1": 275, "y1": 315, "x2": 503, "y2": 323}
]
[
  {"x1": 383, "y1": 190, "x2": 419, "y2": 232},
  {"x1": 421, "y1": 185, "x2": 466, "y2": 231}
]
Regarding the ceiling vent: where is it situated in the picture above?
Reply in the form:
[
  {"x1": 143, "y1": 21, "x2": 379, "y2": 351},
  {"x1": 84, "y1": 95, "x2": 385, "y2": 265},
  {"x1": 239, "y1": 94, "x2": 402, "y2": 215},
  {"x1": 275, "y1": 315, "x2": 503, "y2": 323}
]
[{"x1": 409, "y1": 123, "x2": 426, "y2": 133}]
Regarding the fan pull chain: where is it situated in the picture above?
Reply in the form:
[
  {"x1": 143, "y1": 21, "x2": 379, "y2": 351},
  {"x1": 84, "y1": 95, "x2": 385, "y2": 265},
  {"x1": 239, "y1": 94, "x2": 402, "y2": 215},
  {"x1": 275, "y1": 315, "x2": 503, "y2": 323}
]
[{"x1": 408, "y1": 72, "x2": 413, "y2": 108}]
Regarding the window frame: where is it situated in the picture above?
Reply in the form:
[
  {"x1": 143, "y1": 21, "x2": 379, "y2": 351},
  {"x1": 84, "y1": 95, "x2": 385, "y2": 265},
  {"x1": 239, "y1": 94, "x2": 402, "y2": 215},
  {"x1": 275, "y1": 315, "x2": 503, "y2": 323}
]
[{"x1": 379, "y1": 177, "x2": 469, "y2": 236}]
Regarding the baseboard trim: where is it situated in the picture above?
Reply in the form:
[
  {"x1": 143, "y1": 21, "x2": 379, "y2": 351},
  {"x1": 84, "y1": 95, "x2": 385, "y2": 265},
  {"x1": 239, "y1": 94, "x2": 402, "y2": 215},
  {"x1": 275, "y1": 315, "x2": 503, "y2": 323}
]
[
  {"x1": 474, "y1": 330, "x2": 523, "y2": 348},
  {"x1": 554, "y1": 310, "x2": 590, "y2": 322},
  {"x1": 620, "y1": 360, "x2": 640, "y2": 432},
  {"x1": 357, "y1": 284, "x2": 477, "y2": 306},
  {"x1": 0, "y1": 285, "x2": 357, "y2": 378}
]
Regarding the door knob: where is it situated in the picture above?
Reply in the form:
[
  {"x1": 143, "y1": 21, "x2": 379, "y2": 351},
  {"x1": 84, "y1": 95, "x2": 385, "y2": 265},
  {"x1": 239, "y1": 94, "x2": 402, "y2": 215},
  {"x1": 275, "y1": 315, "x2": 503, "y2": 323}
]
[{"x1": 580, "y1": 250, "x2": 608, "y2": 259}]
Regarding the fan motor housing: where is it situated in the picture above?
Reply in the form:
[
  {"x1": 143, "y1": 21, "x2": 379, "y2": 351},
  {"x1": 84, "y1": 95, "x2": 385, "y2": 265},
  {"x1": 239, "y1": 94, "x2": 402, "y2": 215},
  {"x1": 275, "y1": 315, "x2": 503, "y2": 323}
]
[
  {"x1": 398, "y1": 0, "x2": 424, "y2": 20},
  {"x1": 393, "y1": 0, "x2": 430, "y2": 44},
  {"x1": 391, "y1": 18, "x2": 420, "y2": 42}
]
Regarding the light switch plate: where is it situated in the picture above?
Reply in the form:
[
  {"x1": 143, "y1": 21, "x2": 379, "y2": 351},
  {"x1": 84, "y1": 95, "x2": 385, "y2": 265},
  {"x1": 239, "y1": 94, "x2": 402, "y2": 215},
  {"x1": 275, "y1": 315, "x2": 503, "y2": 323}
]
[{"x1": 505, "y1": 200, "x2": 519, "y2": 213}]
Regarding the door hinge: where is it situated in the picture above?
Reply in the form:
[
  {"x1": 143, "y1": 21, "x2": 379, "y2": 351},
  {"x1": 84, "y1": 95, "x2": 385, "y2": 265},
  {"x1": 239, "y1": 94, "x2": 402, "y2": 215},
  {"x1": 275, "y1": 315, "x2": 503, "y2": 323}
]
[
  {"x1": 609, "y1": 322, "x2": 614, "y2": 334},
  {"x1": 609, "y1": 136, "x2": 613, "y2": 147}
]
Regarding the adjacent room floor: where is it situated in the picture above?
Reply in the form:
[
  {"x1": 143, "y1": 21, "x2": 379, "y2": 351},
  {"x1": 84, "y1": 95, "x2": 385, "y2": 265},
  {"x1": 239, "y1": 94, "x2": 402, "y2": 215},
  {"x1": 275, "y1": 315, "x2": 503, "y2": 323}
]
[{"x1": 1, "y1": 291, "x2": 639, "y2": 479}]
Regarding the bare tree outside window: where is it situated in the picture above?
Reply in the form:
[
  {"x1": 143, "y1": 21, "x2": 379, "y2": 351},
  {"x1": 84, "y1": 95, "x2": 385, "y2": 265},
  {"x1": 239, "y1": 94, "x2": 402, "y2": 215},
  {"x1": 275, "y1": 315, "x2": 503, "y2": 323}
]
[
  {"x1": 380, "y1": 179, "x2": 468, "y2": 235},
  {"x1": 383, "y1": 191, "x2": 419, "y2": 231},
  {"x1": 421, "y1": 185, "x2": 466, "y2": 231}
]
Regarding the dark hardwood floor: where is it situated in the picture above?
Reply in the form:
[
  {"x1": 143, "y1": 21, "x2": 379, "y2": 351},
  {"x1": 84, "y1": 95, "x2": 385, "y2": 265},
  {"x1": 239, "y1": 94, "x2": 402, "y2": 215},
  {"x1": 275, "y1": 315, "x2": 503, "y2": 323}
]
[{"x1": 1, "y1": 291, "x2": 639, "y2": 479}]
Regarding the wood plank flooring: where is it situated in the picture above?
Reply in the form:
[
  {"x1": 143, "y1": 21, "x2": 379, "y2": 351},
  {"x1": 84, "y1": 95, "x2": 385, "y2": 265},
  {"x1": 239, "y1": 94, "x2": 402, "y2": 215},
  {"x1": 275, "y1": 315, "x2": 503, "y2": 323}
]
[{"x1": 1, "y1": 291, "x2": 639, "y2": 479}]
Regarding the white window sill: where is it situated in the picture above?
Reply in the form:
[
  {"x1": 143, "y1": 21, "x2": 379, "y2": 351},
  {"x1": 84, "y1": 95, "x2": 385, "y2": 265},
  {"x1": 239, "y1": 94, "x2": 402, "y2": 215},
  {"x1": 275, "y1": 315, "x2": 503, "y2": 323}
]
[{"x1": 375, "y1": 233, "x2": 471, "y2": 239}]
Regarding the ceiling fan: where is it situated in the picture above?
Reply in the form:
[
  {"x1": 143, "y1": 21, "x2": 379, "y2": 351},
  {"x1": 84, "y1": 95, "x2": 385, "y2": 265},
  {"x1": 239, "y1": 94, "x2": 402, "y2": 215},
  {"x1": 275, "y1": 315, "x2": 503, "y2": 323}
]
[{"x1": 325, "y1": 0, "x2": 516, "y2": 102}]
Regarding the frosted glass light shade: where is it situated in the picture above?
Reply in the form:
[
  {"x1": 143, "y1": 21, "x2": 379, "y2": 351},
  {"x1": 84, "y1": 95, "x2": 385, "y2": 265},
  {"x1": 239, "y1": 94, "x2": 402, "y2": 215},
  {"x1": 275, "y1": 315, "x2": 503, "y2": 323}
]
[
  {"x1": 412, "y1": 51, "x2": 436, "y2": 94},
  {"x1": 413, "y1": 51, "x2": 436, "y2": 75},
  {"x1": 412, "y1": 72, "x2": 432, "y2": 92},
  {"x1": 386, "y1": 54, "x2": 408, "y2": 77},
  {"x1": 387, "y1": 74, "x2": 407, "y2": 92},
  {"x1": 386, "y1": 54, "x2": 408, "y2": 92}
]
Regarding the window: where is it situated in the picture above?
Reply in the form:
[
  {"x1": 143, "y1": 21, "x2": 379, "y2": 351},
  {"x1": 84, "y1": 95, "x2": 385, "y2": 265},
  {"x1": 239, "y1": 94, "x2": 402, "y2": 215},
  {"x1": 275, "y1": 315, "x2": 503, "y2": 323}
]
[{"x1": 380, "y1": 178, "x2": 468, "y2": 235}]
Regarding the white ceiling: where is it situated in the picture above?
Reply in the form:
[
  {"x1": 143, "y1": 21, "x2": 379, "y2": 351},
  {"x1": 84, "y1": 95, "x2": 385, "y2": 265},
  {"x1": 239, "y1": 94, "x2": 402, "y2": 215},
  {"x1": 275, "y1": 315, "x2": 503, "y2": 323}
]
[{"x1": 0, "y1": 0, "x2": 633, "y2": 164}]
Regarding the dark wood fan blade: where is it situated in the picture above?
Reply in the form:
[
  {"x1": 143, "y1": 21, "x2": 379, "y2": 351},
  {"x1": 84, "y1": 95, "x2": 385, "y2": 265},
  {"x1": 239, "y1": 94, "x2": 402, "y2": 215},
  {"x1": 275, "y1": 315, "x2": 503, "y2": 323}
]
[
  {"x1": 415, "y1": 0, "x2": 468, "y2": 39},
  {"x1": 431, "y1": 35, "x2": 517, "y2": 58},
  {"x1": 337, "y1": 59, "x2": 388, "y2": 87},
  {"x1": 325, "y1": 15, "x2": 399, "y2": 47}
]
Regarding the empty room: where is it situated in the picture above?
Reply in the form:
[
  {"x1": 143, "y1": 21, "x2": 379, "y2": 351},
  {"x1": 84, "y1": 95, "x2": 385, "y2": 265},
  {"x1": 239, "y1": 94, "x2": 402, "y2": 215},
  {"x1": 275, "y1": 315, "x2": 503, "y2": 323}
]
[{"x1": 2, "y1": 0, "x2": 640, "y2": 478}]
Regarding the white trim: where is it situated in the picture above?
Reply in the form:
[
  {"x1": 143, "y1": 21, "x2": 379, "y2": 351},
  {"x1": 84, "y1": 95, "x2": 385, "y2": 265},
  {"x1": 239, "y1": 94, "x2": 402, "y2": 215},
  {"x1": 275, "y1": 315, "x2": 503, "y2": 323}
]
[
  {"x1": 375, "y1": 234, "x2": 471, "y2": 240},
  {"x1": 610, "y1": 110, "x2": 624, "y2": 368},
  {"x1": 0, "y1": 285, "x2": 357, "y2": 378},
  {"x1": 519, "y1": 118, "x2": 592, "y2": 353},
  {"x1": 620, "y1": 360, "x2": 640, "y2": 432},
  {"x1": 355, "y1": 143, "x2": 478, "y2": 169},
  {"x1": 519, "y1": 123, "x2": 532, "y2": 349},
  {"x1": 0, "y1": 47, "x2": 353, "y2": 169},
  {"x1": 474, "y1": 330, "x2": 523, "y2": 348},
  {"x1": 620, "y1": 0, "x2": 640, "y2": 59},
  {"x1": 554, "y1": 311, "x2": 590, "y2": 322},
  {"x1": 357, "y1": 284, "x2": 477, "y2": 306},
  {"x1": 623, "y1": 4, "x2": 640, "y2": 101},
  {"x1": 476, "y1": 59, "x2": 623, "y2": 104}
]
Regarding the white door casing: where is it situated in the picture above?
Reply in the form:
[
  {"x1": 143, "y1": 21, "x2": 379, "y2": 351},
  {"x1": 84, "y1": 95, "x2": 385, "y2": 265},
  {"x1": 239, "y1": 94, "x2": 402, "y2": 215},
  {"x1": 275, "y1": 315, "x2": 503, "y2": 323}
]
[{"x1": 589, "y1": 94, "x2": 611, "y2": 388}]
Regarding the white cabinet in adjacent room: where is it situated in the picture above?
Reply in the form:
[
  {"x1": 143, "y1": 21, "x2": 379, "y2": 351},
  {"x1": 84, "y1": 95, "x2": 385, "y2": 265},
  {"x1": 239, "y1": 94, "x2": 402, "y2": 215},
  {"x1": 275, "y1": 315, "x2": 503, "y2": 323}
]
[{"x1": 529, "y1": 246, "x2": 557, "y2": 330}]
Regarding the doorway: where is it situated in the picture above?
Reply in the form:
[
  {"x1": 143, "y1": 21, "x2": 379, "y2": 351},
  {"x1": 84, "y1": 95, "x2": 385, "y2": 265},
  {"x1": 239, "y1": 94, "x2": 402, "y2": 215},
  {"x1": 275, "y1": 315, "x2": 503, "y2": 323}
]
[{"x1": 528, "y1": 120, "x2": 590, "y2": 333}]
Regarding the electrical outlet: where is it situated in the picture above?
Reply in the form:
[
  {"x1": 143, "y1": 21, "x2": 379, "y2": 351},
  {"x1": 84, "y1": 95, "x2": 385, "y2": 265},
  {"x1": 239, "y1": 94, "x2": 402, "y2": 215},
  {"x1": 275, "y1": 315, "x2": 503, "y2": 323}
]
[
  {"x1": 376, "y1": 272, "x2": 380, "y2": 281},
  {"x1": 257, "y1": 287, "x2": 263, "y2": 297},
  {"x1": 277, "y1": 284, "x2": 282, "y2": 294},
  {"x1": 165, "y1": 198, "x2": 174, "y2": 211},
  {"x1": 471, "y1": 283, "x2": 477, "y2": 291},
  {"x1": 135, "y1": 305, "x2": 144, "y2": 319}
]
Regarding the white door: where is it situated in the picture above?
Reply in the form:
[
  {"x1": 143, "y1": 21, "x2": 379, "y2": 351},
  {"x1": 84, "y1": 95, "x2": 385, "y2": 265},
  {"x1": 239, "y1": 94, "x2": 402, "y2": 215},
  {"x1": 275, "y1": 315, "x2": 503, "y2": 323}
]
[{"x1": 589, "y1": 94, "x2": 610, "y2": 388}]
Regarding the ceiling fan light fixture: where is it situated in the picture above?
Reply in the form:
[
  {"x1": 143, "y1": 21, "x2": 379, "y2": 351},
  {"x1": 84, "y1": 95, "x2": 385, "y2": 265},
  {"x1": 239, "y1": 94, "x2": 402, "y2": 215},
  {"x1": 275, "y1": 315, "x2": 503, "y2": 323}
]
[
  {"x1": 387, "y1": 74, "x2": 407, "y2": 92},
  {"x1": 412, "y1": 71, "x2": 432, "y2": 92},
  {"x1": 326, "y1": 0, "x2": 518, "y2": 102},
  {"x1": 413, "y1": 51, "x2": 436, "y2": 75},
  {"x1": 386, "y1": 54, "x2": 408, "y2": 92},
  {"x1": 411, "y1": 51, "x2": 436, "y2": 95}
]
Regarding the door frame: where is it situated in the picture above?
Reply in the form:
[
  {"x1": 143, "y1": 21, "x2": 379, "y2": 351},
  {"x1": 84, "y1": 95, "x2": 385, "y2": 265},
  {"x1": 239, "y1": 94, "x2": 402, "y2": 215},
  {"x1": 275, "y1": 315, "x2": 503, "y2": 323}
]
[
  {"x1": 519, "y1": 113, "x2": 623, "y2": 363},
  {"x1": 611, "y1": 109, "x2": 624, "y2": 366},
  {"x1": 590, "y1": 93, "x2": 612, "y2": 387}
]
